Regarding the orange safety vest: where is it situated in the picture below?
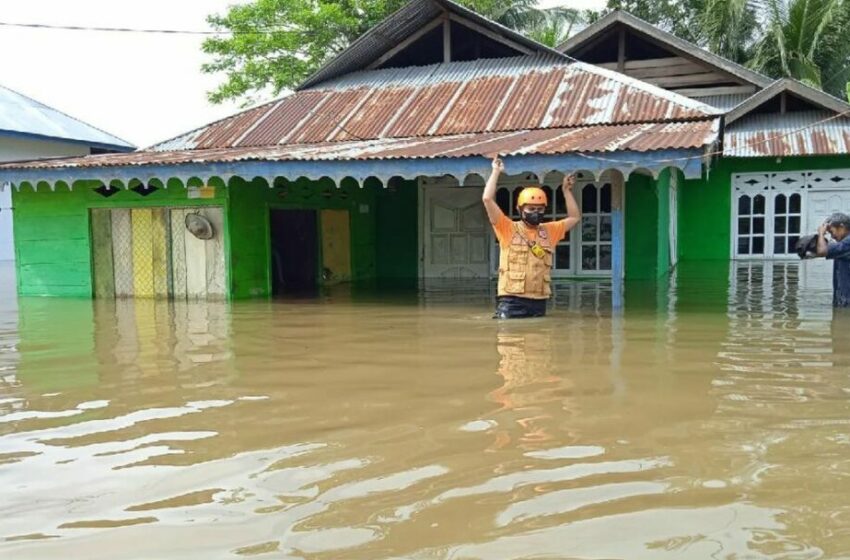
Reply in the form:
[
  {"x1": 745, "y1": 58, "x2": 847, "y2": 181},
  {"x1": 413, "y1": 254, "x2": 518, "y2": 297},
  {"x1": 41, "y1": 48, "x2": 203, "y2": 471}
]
[{"x1": 497, "y1": 222, "x2": 553, "y2": 299}]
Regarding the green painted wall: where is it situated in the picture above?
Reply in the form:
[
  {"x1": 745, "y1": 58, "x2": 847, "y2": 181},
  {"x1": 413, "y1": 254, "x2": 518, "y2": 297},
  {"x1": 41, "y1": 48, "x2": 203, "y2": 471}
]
[
  {"x1": 12, "y1": 175, "x2": 419, "y2": 299},
  {"x1": 12, "y1": 180, "x2": 225, "y2": 298},
  {"x1": 375, "y1": 179, "x2": 418, "y2": 284},
  {"x1": 625, "y1": 173, "x2": 658, "y2": 280},
  {"x1": 226, "y1": 176, "x2": 418, "y2": 298},
  {"x1": 227, "y1": 176, "x2": 377, "y2": 299},
  {"x1": 678, "y1": 155, "x2": 850, "y2": 262}
]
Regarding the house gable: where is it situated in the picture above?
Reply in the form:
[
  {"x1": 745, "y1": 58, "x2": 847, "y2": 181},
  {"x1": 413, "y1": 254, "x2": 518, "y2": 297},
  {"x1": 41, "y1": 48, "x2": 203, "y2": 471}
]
[
  {"x1": 725, "y1": 79, "x2": 850, "y2": 124},
  {"x1": 298, "y1": 0, "x2": 562, "y2": 90},
  {"x1": 560, "y1": 11, "x2": 770, "y2": 102},
  {"x1": 370, "y1": 18, "x2": 527, "y2": 71}
]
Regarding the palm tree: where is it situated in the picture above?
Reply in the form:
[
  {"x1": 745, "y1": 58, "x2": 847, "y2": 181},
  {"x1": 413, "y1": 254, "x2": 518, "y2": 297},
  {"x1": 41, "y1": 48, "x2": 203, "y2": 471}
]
[
  {"x1": 750, "y1": 0, "x2": 848, "y2": 92},
  {"x1": 463, "y1": 0, "x2": 585, "y2": 47},
  {"x1": 699, "y1": 0, "x2": 850, "y2": 98},
  {"x1": 700, "y1": 0, "x2": 760, "y2": 64},
  {"x1": 526, "y1": 8, "x2": 586, "y2": 47}
]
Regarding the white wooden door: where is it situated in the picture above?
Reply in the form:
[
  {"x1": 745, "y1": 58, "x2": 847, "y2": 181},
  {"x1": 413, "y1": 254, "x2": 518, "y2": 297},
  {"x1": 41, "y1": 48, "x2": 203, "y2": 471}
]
[{"x1": 422, "y1": 187, "x2": 489, "y2": 279}]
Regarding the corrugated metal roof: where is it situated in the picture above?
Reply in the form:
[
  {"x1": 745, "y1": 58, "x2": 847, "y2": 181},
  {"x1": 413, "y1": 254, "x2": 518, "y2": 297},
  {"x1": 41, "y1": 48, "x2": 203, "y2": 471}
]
[
  {"x1": 151, "y1": 55, "x2": 718, "y2": 153},
  {"x1": 0, "y1": 84, "x2": 134, "y2": 150},
  {"x1": 724, "y1": 111, "x2": 850, "y2": 157},
  {"x1": 0, "y1": 119, "x2": 719, "y2": 171}
]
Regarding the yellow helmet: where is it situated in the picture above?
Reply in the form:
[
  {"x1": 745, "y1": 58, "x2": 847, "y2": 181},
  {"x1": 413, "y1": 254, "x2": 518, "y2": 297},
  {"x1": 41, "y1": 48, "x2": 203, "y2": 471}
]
[{"x1": 517, "y1": 187, "x2": 547, "y2": 208}]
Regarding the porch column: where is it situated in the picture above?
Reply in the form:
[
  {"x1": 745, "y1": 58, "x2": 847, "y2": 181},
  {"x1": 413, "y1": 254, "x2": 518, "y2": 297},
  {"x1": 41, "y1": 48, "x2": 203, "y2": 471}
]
[
  {"x1": 656, "y1": 170, "x2": 671, "y2": 279},
  {"x1": 612, "y1": 180, "x2": 624, "y2": 310}
]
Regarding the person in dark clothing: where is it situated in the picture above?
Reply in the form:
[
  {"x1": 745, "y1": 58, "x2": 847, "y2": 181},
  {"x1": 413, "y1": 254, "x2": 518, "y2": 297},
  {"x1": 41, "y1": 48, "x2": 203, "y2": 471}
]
[{"x1": 816, "y1": 212, "x2": 850, "y2": 307}]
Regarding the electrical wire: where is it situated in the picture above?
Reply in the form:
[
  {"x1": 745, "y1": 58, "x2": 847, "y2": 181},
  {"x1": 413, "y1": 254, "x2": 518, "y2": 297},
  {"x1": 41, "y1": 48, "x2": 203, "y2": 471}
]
[{"x1": 0, "y1": 21, "x2": 302, "y2": 35}]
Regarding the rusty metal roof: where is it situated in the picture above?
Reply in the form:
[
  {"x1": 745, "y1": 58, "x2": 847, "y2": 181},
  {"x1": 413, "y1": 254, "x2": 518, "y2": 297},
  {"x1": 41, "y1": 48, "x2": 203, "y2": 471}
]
[
  {"x1": 0, "y1": 119, "x2": 719, "y2": 171},
  {"x1": 151, "y1": 54, "x2": 717, "y2": 154},
  {"x1": 724, "y1": 111, "x2": 850, "y2": 157}
]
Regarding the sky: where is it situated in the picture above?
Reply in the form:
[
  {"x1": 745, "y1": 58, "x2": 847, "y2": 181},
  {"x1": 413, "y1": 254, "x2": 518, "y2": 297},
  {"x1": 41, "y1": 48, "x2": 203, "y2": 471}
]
[{"x1": 0, "y1": 0, "x2": 606, "y2": 148}]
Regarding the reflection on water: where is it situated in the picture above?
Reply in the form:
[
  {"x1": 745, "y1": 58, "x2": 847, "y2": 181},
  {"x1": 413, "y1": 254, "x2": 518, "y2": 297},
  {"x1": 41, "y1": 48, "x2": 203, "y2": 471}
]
[{"x1": 1, "y1": 261, "x2": 849, "y2": 558}]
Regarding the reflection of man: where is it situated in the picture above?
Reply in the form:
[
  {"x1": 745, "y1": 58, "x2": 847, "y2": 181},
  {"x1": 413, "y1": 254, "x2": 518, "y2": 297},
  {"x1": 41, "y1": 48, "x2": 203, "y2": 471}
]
[
  {"x1": 490, "y1": 327, "x2": 564, "y2": 448},
  {"x1": 482, "y1": 157, "x2": 581, "y2": 319},
  {"x1": 816, "y1": 212, "x2": 850, "y2": 307}
]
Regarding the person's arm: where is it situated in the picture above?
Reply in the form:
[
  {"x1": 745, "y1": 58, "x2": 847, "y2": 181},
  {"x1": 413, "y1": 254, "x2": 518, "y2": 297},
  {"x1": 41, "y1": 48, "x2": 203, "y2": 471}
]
[
  {"x1": 817, "y1": 222, "x2": 830, "y2": 257},
  {"x1": 562, "y1": 173, "x2": 581, "y2": 231},
  {"x1": 483, "y1": 156, "x2": 506, "y2": 226}
]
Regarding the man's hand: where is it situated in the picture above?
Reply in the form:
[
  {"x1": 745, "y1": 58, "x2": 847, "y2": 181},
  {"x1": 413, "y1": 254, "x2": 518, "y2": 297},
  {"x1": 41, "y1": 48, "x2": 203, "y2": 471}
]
[
  {"x1": 492, "y1": 156, "x2": 504, "y2": 175},
  {"x1": 562, "y1": 173, "x2": 576, "y2": 191},
  {"x1": 483, "y1": 156, "x2": 506, "y2": 225},
  {"x1": 817, "y1": 221, "x2": 830, "y2": 257}
]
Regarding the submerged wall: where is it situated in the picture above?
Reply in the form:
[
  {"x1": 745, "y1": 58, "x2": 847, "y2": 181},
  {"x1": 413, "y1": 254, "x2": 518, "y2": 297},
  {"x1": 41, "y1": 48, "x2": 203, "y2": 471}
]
[
  {"x1": 12, "y1": 176, "x2": 419, "y2": 298},
  {"x1": 12, "y1": 181, "x2": 225, "y2": 297},
  {"x1": 227, "y1": 176, "x2": 418, "y2": 298},
  {"x1": 678, "y1": 155, "x2": 850, "y2": 262}
]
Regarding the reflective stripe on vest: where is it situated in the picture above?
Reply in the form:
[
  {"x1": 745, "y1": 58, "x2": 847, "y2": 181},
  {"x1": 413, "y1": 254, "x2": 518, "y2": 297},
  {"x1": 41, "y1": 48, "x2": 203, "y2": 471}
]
[{"x1": 497, "y1": 221, "x2": 553, "y2": 299}]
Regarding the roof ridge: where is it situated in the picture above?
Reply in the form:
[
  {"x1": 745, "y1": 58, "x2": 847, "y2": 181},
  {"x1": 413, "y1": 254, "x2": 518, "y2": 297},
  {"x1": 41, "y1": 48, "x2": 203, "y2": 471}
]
[{"x1": 0, "y1": 82, "x2": 135, "y2": 149}]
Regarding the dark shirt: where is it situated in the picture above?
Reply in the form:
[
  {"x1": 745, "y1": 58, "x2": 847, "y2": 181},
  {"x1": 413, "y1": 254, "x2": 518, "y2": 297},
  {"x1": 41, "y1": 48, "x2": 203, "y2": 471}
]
[{"x1": 826, "y1": 237, "x2": 850, "y2": 307}]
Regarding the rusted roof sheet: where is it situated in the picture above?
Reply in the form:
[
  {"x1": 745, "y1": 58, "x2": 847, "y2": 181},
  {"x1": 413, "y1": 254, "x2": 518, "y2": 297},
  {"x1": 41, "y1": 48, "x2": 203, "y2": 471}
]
[
  {"x1": 724, "y1": 111, "x2": 850, "y2": 157},
  {"x1": 0, "y1": 119, "x2": 719, "y2": 171},
  {"x1": 151, "y1": 54, "x2": 718, "y2": 153}
]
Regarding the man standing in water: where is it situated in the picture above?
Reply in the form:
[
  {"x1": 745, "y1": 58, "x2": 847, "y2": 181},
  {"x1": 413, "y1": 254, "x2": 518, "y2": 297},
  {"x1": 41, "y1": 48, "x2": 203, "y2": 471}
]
[
  {"x1": 816, "y1": 212, "x2": 850, "y2": 307},
  {"x1": 483, "y1": 156, "x2": 581, "y2": 319}
]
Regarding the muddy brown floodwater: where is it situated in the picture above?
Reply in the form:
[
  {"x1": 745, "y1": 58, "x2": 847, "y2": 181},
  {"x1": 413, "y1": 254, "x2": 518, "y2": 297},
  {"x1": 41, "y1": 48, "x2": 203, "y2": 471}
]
[{"x1": 1, "y1": 261, "x2": 850, "y2": 559}]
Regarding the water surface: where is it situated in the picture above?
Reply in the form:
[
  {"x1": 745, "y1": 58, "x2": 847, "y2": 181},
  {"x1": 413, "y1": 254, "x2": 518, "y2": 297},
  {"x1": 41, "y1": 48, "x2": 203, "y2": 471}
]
[{"x1": 1, "y1": 261, "x2": 849, "y2": 559}]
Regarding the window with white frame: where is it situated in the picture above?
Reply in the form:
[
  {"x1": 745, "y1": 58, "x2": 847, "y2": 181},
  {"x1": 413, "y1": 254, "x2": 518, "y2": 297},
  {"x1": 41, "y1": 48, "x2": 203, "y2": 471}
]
[
  {"x1": 580, "y1": 182, "x2": 613, "y2": 272},
  {"x1": 733, "y1": 173, "x2": 804, "y2": 259}
]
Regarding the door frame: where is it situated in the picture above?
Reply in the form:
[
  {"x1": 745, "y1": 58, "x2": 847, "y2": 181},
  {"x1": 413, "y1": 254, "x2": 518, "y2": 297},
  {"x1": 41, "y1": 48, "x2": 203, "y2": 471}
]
[
  {"x1": 417, "y1": 178, "x2": 489, "y2": 279},
  {"x1": 267, "y1": 206, "x2": 322, "y2": 295}
]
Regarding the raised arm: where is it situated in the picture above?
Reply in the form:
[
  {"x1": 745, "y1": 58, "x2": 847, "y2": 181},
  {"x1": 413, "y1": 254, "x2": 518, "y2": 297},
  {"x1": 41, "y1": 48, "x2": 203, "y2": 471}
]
[
  {"x1": 562, "y1": 173, "x2": 581, "y2": 231},
  {"x1": 817, "y1": 222, "x2": 829, "y2": 257},
  {"x1": 483, "y1": 156, "x2": 506, "y2": 225}
]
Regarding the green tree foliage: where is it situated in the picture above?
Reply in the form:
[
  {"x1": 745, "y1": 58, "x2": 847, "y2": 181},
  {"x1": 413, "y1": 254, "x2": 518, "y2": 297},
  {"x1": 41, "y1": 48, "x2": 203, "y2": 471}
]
[
  {"x1": 202, "y1": 0, "x2": 584, "y2": 105},
  {"x1": 202, "y1": 0, "x2": 407, "y2": 105},
  {"x1": 601, "y1": 0, "x2": 707, "y2": 43},
  {"x1": 203, "y1": 0, "x2": 850, "y2": 105},
  {"x1": 749, "y1": 0, "x2": 850, "y2": 93},
  {"x1": 699, "y1": 0, "x2": 759, "y2": 63}
]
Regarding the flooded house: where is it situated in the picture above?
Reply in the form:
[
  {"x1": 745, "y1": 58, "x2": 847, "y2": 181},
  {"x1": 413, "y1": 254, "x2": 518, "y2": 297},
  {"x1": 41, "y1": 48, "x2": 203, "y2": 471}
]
[
  {"x1": 0, "y1": 84, "x2": 134, "y2": 263},
  {"x1": 0, "y1": 0, "x2": 721, "y2": 301},
  {"x1": 561, "y1": 11, "x2": 850, "y2": 283}
]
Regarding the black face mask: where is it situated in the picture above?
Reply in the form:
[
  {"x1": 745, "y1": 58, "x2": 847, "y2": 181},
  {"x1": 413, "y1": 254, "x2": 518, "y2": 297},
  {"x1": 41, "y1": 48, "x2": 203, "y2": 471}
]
[{"x1": 522, "y1": 210, "x2": 544, "y2": 226}]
